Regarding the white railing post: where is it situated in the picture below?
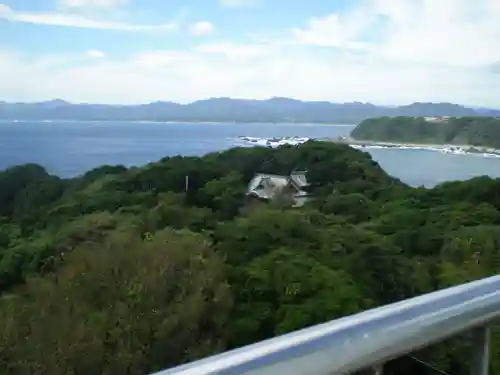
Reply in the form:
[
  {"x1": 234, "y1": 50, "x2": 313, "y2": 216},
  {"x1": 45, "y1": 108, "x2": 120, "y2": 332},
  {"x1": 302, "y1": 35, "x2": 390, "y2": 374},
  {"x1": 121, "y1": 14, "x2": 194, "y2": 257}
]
[
  {"x1": 471, "y1": 326, "x2": 490, "y2": 375},
  {"x1": 152, "y1": 275, "x2": 500, "y2": 375}
]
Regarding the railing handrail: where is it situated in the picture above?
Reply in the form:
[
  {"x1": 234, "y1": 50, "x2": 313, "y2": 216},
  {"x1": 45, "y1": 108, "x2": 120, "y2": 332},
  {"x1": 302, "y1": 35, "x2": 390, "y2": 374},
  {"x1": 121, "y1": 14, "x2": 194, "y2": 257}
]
[{"x1": 152, "y1": 275, "x2": 500, "y2": 375}]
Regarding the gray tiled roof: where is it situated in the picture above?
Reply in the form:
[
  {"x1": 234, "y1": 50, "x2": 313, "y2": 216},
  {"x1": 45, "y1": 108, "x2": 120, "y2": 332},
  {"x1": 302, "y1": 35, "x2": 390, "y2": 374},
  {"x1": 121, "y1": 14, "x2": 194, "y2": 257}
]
[{"x1": 247, "y1": 171, "x2": 311, "y2": 206}]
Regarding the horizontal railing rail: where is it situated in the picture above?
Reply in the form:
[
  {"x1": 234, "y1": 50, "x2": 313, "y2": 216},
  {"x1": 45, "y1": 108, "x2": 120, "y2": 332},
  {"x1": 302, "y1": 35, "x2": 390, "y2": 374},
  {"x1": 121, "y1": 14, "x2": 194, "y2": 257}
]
[{"x1": 152, "y1": 275, "x2": 500, "y2": 375}]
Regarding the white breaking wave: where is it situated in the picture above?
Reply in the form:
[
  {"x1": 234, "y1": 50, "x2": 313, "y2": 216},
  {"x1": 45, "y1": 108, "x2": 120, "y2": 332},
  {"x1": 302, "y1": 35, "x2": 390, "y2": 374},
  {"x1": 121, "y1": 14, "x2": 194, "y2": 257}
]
[
  {"x1": 351, "y1": 144, "x2": 500, "y2": 158},
  {"x1": 235, "y1": 136, "x2": 311, "y2": 148},
  {"x1": 234, "y1": 136, "x2": 500, "y2": 159}
]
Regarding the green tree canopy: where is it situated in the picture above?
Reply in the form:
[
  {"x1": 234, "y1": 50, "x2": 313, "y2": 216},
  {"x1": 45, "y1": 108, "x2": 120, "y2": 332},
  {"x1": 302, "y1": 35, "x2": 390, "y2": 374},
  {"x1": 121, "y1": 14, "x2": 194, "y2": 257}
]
[{"x1": 0, "y1": 141, "x2": 499, "y2": 375}]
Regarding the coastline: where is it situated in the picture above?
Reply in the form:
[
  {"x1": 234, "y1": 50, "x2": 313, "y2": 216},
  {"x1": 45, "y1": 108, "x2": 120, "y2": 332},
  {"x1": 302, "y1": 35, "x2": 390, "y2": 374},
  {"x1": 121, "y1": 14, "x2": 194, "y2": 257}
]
[
  {"x1": 328, "y1": 137, "x2": 500, "y2": 158},
  {"x1": 235, "y1": 136, "x2": 500, "y2": 159}
]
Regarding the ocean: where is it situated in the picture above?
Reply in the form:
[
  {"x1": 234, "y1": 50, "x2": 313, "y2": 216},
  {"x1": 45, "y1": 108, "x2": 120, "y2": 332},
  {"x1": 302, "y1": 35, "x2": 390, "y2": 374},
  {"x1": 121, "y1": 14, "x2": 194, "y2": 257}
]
[{"x1": 1, "y1": 120, "x2": 500, "y2": 187}]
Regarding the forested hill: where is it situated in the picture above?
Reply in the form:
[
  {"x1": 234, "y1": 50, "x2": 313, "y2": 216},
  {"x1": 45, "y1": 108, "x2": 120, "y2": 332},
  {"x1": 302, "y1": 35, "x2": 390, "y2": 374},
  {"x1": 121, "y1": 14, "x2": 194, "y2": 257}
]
[
  {"x1": 1, "y1": 98, "x2": 500, "y2": 123},
  {"x1": 351, "y1": 116, "x2": 500, "y2": 148},
  {"x1": 2, "y1": 141, "x2": 500, "y2": 375}
]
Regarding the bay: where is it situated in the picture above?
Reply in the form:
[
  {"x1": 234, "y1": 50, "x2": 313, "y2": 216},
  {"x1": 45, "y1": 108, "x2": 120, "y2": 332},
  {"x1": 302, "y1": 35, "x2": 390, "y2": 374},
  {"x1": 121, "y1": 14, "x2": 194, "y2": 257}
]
[{"x1": 1, "y1": 120, "x2": 500, "y2": 187}]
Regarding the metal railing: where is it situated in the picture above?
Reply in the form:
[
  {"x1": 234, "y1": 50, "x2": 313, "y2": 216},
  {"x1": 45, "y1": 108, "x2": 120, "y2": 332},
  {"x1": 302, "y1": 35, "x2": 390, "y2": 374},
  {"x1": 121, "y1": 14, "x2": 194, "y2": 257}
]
[{"x1": 153, "y1": 275, "x2": 500, "y2": 375}]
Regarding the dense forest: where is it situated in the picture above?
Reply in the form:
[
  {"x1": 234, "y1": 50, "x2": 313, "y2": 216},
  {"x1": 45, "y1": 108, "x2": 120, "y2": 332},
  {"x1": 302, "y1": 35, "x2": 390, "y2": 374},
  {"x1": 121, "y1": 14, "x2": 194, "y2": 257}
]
[
  {"x1": 1, "y1": 141, "x2": 500, "y2": 375},
  {"x1": 351, "y1": 116, "x2": 500, "y2": 148}
]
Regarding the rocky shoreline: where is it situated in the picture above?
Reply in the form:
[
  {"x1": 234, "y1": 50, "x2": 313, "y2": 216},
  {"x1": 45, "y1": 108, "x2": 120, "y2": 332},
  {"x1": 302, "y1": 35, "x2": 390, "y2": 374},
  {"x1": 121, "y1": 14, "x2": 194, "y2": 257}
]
[{"x1": 236, "y1": 135, "x2": 500, "y2": 158}]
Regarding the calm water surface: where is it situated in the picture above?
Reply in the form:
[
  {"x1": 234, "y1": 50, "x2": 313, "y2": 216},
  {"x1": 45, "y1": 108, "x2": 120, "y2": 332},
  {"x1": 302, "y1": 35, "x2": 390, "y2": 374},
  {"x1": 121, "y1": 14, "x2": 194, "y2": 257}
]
[{"x1": 1, "y1": 121, "x2": 500, "y2": 187}]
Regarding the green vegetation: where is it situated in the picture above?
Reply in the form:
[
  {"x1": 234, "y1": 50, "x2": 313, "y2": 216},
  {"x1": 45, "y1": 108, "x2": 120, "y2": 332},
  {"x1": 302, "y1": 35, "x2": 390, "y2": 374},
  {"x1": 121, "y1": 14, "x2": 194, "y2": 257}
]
[
  {"x1": 1, "y1": 141, "x2": 500, "y2": 375},
  {"x1": 351, "y1": 116, "x2": 500, "y2": 148}
]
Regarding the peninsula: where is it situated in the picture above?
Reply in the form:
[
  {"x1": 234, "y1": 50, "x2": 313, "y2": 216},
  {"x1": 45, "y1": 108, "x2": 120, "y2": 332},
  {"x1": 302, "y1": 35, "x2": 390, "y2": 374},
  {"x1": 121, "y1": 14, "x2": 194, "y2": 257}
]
[{"x1": 351, "y1": 116, "x2": 500, "y2": 150}]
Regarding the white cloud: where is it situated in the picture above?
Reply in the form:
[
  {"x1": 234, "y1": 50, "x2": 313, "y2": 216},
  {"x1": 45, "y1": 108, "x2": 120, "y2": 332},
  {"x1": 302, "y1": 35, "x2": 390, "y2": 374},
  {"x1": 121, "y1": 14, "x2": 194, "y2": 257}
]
[
  {"x1": 292, "y1": 10, "x2": 374, "y2": 50},
  {"x1": 59, "y1": 0, "x2": 129, "y2": 8},
  {"x1": 1, "y1": 0, "x2": 500, "y2": 107},
  {"x1": 86, "y1": 50, "x2": 106, "y2": 58},
  {"x1": 1, "y1": 41, "x2": 499, "y2": 107},
  {"x1": 0, "y1": 3, "x2": 12, "y2": 16},
  {"x1": 293, "y1": 0, "x2": 500, "y2": 68},
  {"x1": 189, "y1": 21, "x2": 214, "y2": 36},
  {"x1": 373, "y1": 0, "x2": 500, "y2": 67},
  {"x1": 0, "y1": 3, "x2": 177, "y2": 31}
]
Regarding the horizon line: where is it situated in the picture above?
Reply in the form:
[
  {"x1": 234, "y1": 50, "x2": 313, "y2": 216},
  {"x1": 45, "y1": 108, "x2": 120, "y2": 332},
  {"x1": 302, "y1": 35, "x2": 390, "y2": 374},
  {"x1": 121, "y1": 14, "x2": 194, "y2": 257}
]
[{"x1": 1, "y1": 97, "x2": 498, "y2": 110}]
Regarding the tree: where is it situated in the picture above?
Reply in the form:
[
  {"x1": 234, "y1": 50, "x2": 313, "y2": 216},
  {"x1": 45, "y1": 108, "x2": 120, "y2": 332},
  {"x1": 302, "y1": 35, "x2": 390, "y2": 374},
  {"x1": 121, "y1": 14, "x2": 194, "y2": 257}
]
[
  {"x1": 0, "y1": 229, "x2": 232, "y2": 375},
  {"x1": 1, "y1": 141, "x2": 500, "y2": 375}
]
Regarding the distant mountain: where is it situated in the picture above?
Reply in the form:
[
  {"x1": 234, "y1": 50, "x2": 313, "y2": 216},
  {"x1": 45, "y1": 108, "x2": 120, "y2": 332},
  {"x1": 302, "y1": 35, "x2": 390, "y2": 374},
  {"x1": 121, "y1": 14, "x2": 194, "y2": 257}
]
[
  {"x1": 475, "y1": 107, "x2": 500, "y2": 117},
  {"x1": 0, "y1": 98, "x2": 497, "y2": 123}
]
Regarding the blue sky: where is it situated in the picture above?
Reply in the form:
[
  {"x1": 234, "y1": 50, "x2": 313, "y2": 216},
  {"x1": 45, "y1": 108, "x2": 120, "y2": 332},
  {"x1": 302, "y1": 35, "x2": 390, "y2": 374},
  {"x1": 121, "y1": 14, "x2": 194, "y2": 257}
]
[{"x1": 1, "y1": 0, "x2": 500, "y2": 106}]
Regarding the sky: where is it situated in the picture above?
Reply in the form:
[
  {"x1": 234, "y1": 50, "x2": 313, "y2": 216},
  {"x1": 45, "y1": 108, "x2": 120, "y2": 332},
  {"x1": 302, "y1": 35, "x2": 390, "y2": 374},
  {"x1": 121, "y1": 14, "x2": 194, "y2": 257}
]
[{"x1": 0, "y1": 0, "x2": 500, "y2": 107}]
